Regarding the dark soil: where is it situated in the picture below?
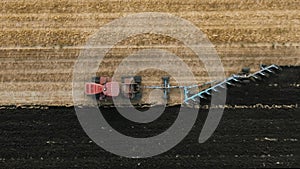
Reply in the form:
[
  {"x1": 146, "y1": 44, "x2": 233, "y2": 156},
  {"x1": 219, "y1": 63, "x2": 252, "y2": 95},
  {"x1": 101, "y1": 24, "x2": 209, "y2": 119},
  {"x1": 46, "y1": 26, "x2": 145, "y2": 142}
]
[{"x1": 0, "y1": 66, "x2": 299, "y2": 169}]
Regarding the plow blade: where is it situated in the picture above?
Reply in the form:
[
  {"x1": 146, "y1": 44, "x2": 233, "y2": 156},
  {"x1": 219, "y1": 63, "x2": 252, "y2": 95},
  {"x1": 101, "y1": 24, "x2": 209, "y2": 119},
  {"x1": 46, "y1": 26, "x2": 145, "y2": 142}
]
[{"x1": 183, "y1": 64, "x2": 281, "y2": 105}]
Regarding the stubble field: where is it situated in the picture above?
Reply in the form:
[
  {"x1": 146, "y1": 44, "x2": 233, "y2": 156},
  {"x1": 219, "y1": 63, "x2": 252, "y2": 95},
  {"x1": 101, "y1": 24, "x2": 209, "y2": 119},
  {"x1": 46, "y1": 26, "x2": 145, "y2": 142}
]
[{"x1": 0, "y1": 0, "x2": 299, "y2": 105}]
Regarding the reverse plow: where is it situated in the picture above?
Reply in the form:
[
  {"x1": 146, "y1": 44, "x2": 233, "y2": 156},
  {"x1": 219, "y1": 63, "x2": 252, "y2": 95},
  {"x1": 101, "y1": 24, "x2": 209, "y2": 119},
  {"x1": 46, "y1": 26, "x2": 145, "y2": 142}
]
[
  {"x1": 182, "y1": 64, "x2": 281, "y2": 105},
  {"x1": 85, "y1": 64, "x2": 282, "y2": 105}
]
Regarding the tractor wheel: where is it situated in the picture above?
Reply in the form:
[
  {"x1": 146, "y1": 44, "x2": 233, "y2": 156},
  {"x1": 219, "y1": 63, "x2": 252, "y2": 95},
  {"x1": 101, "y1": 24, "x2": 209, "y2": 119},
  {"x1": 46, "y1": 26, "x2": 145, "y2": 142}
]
[
  {"x1": 162, "y1": 76, "x2": 170, "y2": 82},
  {"x1": 241, "y1": 67, "x2": 250, "y2": 74},
  {"x1": 260, "y1": 64, "x2": 267, "y2": 69},
  {"x1": 121, "y1": 76, "x2": 125, "y2": 83},
  {"x1": 133, "y1": 92, "x2": 142, "y2": 100},
  {"x1": 134, "y1": 76, "x2": 142, "y2": 83},
  {"x1": 92, "y1": 77, "x2": 100, "y2": 84}
]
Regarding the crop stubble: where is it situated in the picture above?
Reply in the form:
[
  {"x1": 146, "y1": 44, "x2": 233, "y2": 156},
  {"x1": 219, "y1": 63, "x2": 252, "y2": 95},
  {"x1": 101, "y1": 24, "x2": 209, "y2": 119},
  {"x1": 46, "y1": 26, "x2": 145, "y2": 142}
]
[{"x1": 0, "y1": 0, "x2": 299, "y2": 105}]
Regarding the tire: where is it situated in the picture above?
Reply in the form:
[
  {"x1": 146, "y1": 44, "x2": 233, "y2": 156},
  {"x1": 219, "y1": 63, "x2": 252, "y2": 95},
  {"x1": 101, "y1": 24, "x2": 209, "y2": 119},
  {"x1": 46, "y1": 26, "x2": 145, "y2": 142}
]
[
  {"x1": 121, "y1": 76, "x2": 126, "y2": 83},
  {"x1": 95, "y1": 94, "x2": 100, "y2": 100},
  {"x1": 162, "y1": 76, "x2": 170, "y2": 82},
  {"x1": 260, "y1": 64, "x2": 267, "y2": 69},
  {"x1": 134, "y1": 76, "x2": 142, "y2": 83},
  {"x1": 241, "y1": 67, "x2": 250, "y2": 74},
  {"x1": 92, "y1": 77, "x2": 100, "y2": 83},
  {"x1": 133, "y1": 92, "x2": 142, "y2": 100}
]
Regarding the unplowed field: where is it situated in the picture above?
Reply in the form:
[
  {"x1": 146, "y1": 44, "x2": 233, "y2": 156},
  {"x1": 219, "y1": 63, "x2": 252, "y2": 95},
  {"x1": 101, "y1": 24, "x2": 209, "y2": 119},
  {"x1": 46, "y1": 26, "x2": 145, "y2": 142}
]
[{"x1": 0, "y1": 0, "x2": 299, "y2": 105}]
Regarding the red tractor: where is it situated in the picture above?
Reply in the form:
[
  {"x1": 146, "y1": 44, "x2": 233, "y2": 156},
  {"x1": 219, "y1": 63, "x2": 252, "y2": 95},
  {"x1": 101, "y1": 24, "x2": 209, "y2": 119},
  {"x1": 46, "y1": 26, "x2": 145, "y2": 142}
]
[
  {"x1": 85, "y1": 76, "x2": 142, "y2": 100},
  {"x1": 85, "y1": 77, "x2": 120, "y2": 100}
]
